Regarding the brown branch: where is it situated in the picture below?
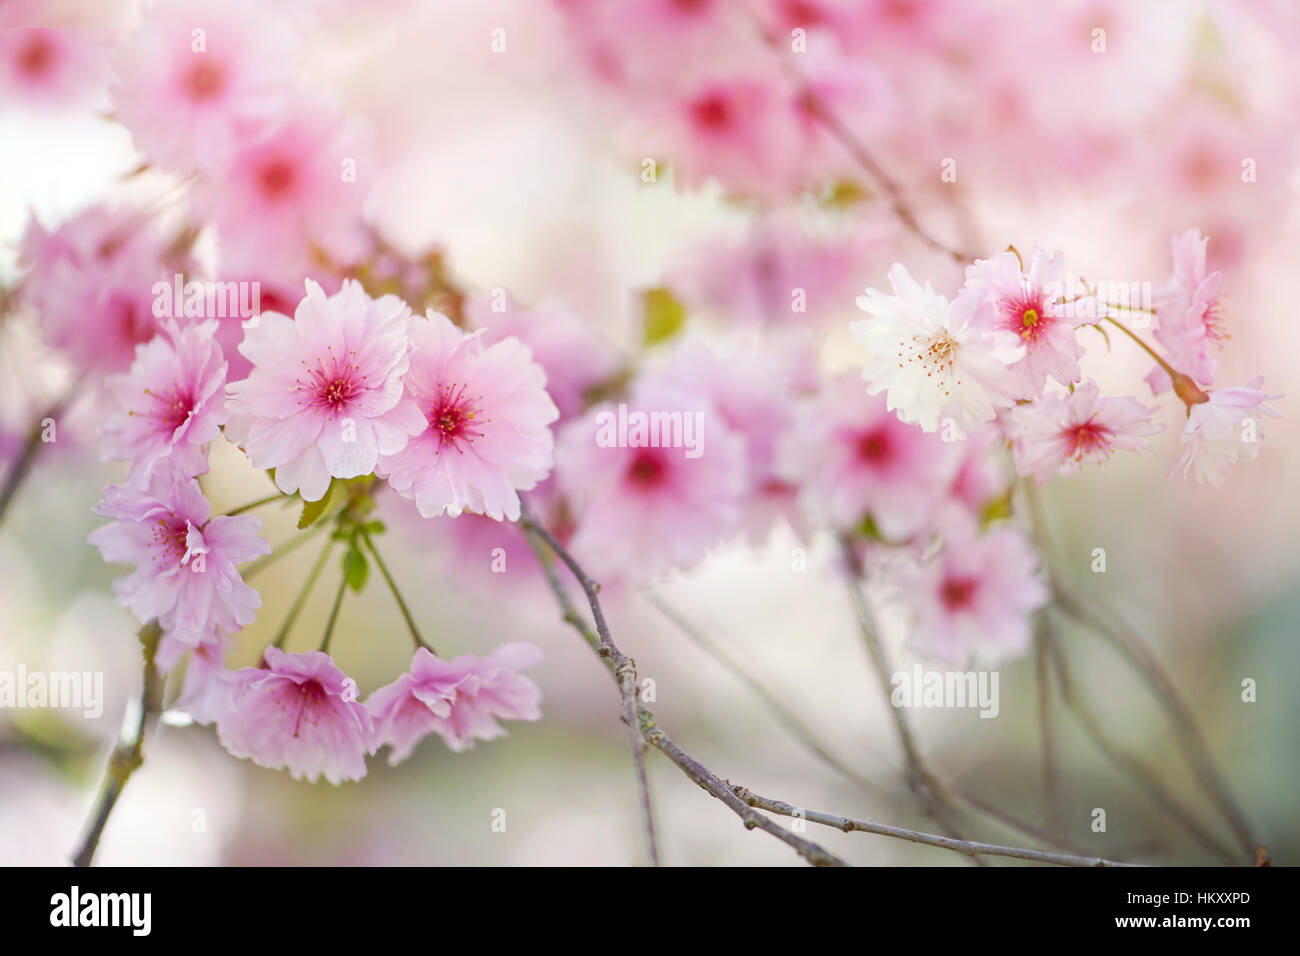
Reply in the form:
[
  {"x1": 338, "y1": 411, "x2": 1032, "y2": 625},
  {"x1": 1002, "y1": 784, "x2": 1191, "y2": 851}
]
[
  {"x1": 520, "y1": 506, "x2": 848, "y2": 867},
  {"x1": 732, "y1": 788, "x2": 1139, "y2": 867},
  {"x1": 72, "y1": 621, "x2": 164, "y2": 867},
  {"x1": 518, "y1": 505, "x2": 660, "y2": 867},
  {"x1": 1022, "y1": 478, "x2": 1261, "y2": 863},
  {"x1": 836, "y1": 534, "x2": 987, "y2": 864},
  {"x1": 1045, "y1": 601, "x2": 1246, "y2": 865}
]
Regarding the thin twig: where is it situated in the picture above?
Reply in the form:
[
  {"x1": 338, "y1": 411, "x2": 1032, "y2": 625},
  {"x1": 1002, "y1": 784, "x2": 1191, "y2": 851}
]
[
  {"x1": 648, "y1": 590, "x2": 1103, "y2": 857},
  {"x1": 519, "y1": 504, "x2": 660, "y2": 867},
  {"x1": 836, "y1": 534, "x2": 986, "y2": 864},
  {"x1": 0, "y1": 393, "x2": 71, "y2": 526},
  {"x1": 644, "y1": 591, "x2": 889, "y2": 798},
  {"x1": 732, "y1": 788, "x2": 1139, "y2": 867},
  {"x1": 1034, "y1": 626, "x2": 1060, "y2": 832},
  {"x1": 72, "y1": 621, "x2": 164, "y2": 867},
  {"x1": 1022, "y1": 479, "x2": 1261, "y2": 863},
  {"x1": 1042, "y1": 612, "x2": 1237, "y2": 864},
  {"x1": 1050, "y1": 589, "x2": 1259, "y2": 862}
]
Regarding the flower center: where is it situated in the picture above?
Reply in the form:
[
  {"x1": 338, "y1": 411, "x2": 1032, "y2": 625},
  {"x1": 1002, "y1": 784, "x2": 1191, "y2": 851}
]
[
  {"x1": 19, "y1": 35, "x2": 54, "y2": 76},
  {"x1": 690, "y1": 92, "x2": 733, "y2": 131},
  {"x1": 940, "y1": 575, "x2": 979, "y2": 611},
  {"x1": 184, "y1": 60, "x2": 226, "y2": 101},
  {"x1": 150, "y1": 516, "x2": 190, "y2": 568},
  {"x1": 430, "y1": 383, "x2": 485, "y2": 453},
  {"x1": 1064, "y1": 419, "x2": 1112, "y2": 460},
  {"x1": 1001, "y1": 291, "x2": 1051, "y2": 342},
  {"x1": 626, "y1": 450, "x2": 667, "y2": 487},
  {"x1": 258, "y1": 159, "x2": 296, "y2": 198},
  {"x1": 144, "y1": 385, "x2": 195, "y2": 433},
  {"x1": 895, "y1": 331, "x2": 962, "y2": 399},
  {"x1": 856, "y1": 427, "x2": 893, "y2": 465},
  {"x1": 298, "y1": 355, "x2": 366, "y2": 418}
]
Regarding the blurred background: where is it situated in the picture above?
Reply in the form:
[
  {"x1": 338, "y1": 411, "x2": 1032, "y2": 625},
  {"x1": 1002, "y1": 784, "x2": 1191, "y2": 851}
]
[{"x1": 1, "y1": 0, "x2": 1297, "y2": 865}]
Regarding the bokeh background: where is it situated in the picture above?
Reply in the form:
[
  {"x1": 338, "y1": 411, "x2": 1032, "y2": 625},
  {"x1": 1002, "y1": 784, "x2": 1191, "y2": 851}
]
[{"x1": 1, "y1": 0, "x2": 1297, "y2": 865}]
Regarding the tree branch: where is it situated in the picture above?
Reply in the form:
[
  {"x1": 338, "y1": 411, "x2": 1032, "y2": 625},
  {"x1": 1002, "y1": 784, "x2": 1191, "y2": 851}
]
[
  {"x1": 72, "y1": 620, "x2": 164, "y2": 867},
  {"x1": 518, "y1": 505, "x2": 660, "y2": 867},
  {"x1": 836, "y1": 534, "x2": 986, "y2": 864},
  {"x1": 732, "y1": 788, "x2": 1139, "y2": 867}
]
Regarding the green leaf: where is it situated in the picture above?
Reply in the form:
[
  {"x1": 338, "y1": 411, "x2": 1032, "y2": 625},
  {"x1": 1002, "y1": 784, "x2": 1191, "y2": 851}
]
[
  {"x1": 343, "y1": 545, "x2": 369, "y2": 592},
  {"x1": 980, "y1": 489, "x2": 1015, "y2": 530},
  {"x1": 642, "y1": 287, "x2": 686, "y2": 346},
  {"x1": 298, "y1": 479, "x2": 341, "y2": 530},
  {"x1": 363, "y1": 520, "x2": 387, "y2": 535}
]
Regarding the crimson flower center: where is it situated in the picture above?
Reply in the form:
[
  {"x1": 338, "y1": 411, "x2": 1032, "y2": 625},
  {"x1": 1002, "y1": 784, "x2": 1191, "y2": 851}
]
[
  {"x1": 691, "y1": 92, "x2": 733, "y2": 131},
  {"x1": 144, "y1": 385, "x2": 195, "y2": 433},
  {"x1": 19, "y1": 35, "x2": 54, "y2": 76},
  {"x1": 940, "y1": 576, "x2": 979, "y2": 611},
  {"x1": 258, "y1": 159, "x2": 297, "y2": 198},
  {"x1": 856, "y1": 427, "x2": 894, "y2": 465},
  {"x1": 298, "y1": 354, "x2": 367, "y2": 418},
  {"x1": 1002, "y1": 291, "x2": 1051, "y2": 342},
  {"x1": 626, "y1": 450, "x2": 667, "y2": 488},
  {"x1": 430, "y1": 383, "x2": 485, "y2": 453}
]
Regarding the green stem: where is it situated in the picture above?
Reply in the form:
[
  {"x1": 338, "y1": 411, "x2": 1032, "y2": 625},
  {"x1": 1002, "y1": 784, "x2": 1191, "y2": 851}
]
[
  {"x1": 241, "y1": 520, "x2": 330, "y2": 580},
  {"x1": 1103, "y1": 316, "x2": 1179, "y2": 381},
  {"x1": 360, "y1": 529, "x2": 435, "y2": 654},
  {"x1": 272, "y1": 539, "x2": 336, "y2": 651},
  {"x1": 219, "y1": 491, "x2": 291, "y2": 520},
  {"x1": 319, "y1": 569, "x2": 348, "y2": 655}
]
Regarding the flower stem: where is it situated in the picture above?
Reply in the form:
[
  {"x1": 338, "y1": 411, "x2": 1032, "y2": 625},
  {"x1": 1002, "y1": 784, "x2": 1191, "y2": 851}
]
[
  {"x1": 220, "y1": 492, "x2": 292, "y2": 519},
  {"x1": 272, "y1": 539, "x2": 336, "y2": 651},
  {"x1": 319, "y1": 568, "x2": 348, "y2": 655},
  {"x1": 360, "y1": 529, "x2": 436, "y2": 654},
  {"x1": 1104, "y1": 316, "x2": 1209, "y2": 408},
  {"x1": 241, "y1": 519, "x2": 331, "y2": 580}
]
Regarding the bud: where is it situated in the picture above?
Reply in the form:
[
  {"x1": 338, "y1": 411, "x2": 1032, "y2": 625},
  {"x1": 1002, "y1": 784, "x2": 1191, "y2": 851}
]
[{"x1": 1171, "y1": 372, "x2": 1210, "y2": 411}]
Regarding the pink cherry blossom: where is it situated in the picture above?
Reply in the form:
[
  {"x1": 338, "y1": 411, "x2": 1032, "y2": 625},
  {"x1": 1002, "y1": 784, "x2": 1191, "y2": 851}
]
[
  {"x1": 18, "y1": 206, "x2": 182, "y2": 375},
  {"x1": 1145, "y1": 229, "x2": 1224, "y2": 395},
  {"x1": 667, "y1": 213, "x2": 876, "y2": 326},
  {"x1": 654, "y1": 72, "x2": 803, "y2": 198},
  {"x1": 225, "y1": 279, "x2": 426, "y2": 502},
  {"x1": 0, "y1": 23, "x2": 111, "y2": 111},
  {"x1": 88, "y1": 466, "x2": 268, "y2": 667},
  {"x1": 190, "y1": 100, "x2": 372, "y2": 288},
  {"x1": 214, "y1": 648, "x2": 373, "y2": 784},
  {"x1": 776, "y1": 374, "x2": 958, "y2": 541},
  {"x1": 465, "y1": 293, "x2": 621, "y2": 422},
  {"x1": 886, "y1": 520, "x2": 1048, "y2": 663},
  {"x1": 376, "y1": 311, "x2": 558, "y2": 521},
  {"x1": 639, "y1": 338, "x2": 817, "y2": 543},
  {"x1": 1173, "y1": 377, "x2": 1282, "y2": 488},
  {"x1": 172, "y1": 633, "x2": 232, "y2": 725},
  {"x1": 964, "y1": 248, "x2": 1088, "y2": 398},
  {"x1": 367, "y1": 643, "x2": 543, "y2": 763},
  {"x1": 1007, "y1": 381, "x2": 1164, "y2": 484},
  {"x1": 555, "y1": 380, "x2": 749, "y2": 581},
  {"x1": 853, "y1": 264, "x2": 1025, "y2": 432},
  {"x1": 111, "y1": 0, "x2": 294, "y2": 171},
  {"x1": 101, "y1": 319, "x2": 228, "y2": 484}
]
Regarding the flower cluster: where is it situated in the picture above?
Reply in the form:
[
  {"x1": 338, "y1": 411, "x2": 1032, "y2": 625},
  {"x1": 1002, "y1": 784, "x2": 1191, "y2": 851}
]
[{"x1": 2, "y1": 0, "x2": 1285, "y2": 795}]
